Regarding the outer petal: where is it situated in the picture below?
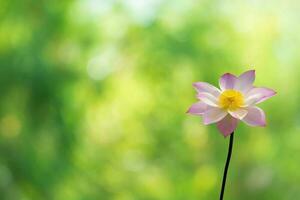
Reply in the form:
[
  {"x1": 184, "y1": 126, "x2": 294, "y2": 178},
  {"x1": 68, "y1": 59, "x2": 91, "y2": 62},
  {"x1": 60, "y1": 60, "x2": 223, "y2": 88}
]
[
  {"x1": 186, "y1": 101, "x2": 208, "y2": 115},
  {"x1": 245, "y1": 87, "x2": 276, "y2": 106},
  {"x1": 193, "y1": 82, "x2": 221, "y2": 98},
  {"x1": 197, "y1": 92, "x2": 219, "y2": 107},
  {"x1": 229, "y1": 108, "x2": 248, "y2": 120},
  {"x1": 219, "y1": 73, "x2": 238, "y2": 91},
  {"x1": 242, "y1": 106, "x2": 266, "y2": 127},
  {"x1": 217, "y1": 115, "x2": 238, "y2": 137},
  {"x1": 235, "y1": 70, "x2": 255, "y2": 94},
  {"x1": 203, "y1": 107, "x2": 227, "y2": 125}
]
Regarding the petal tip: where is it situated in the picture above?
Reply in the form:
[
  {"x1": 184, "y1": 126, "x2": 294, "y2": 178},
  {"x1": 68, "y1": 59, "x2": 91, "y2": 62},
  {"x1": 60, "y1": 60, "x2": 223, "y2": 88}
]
[
  {"x1": 263, "y1": 89, "x2": 277, "y2": 102},
  {"x1": 186, "y1": 109, "x2": 197, "y2": 115},
  {"x1": 241, "y1": 69, "x2": 256, "y2": 76},
  {"x1": 192, "y1": 83, "x2": 199, "y2": 90},
  {"x1": 222, "y1": 72, "x2": 235, "y2": 77},
  {"x1": 268, "y1": 88, "x2": 277, "y2": 95},
  {"x1": 261, "y1": 121, "x2": 267, "y2": 127}
]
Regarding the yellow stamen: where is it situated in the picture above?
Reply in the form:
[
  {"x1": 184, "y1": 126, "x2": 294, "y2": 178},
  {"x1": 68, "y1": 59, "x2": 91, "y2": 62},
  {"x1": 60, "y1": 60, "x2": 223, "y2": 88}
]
[{"x1": 219, "y1": 89, "x2": 244, "y2": 111}]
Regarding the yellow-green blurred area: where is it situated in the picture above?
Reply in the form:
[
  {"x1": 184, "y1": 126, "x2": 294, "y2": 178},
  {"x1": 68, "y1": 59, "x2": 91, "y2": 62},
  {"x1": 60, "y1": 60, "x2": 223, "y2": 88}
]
[{"x1": 1, "y1": 0, "x2": 300, "y2": 199}]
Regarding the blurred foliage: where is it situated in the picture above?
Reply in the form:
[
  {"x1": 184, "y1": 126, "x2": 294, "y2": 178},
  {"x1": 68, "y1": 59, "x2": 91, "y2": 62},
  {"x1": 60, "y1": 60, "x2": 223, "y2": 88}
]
[{"x1": 0, "y1": 0, "x2": 300, "y2": 199}]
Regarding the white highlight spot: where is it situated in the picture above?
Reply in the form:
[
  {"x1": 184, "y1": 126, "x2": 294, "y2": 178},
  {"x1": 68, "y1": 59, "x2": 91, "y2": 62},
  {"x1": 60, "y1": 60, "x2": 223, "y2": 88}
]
[{"x1": 87, "y1": 47, "x2": 118, "y2": 81}]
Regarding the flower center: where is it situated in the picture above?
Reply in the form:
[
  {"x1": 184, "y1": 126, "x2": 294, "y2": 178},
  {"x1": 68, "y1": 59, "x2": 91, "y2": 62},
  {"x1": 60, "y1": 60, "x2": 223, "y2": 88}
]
[{"x1": 219, "y1": 89, "x2": 244, "y2": 111}]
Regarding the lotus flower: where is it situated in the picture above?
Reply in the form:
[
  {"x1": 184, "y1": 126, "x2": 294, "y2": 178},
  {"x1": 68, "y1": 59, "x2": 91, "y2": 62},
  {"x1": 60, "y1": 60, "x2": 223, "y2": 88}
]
[{"x1": 187, "y1": 70, "x2": 276, "y2": 137}]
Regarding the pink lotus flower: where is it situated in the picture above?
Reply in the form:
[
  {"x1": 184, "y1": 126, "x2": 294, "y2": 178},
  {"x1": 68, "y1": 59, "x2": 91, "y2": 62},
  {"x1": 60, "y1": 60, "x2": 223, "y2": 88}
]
[{"x1": 187, "y1": 70, "x2": 276, "y2": 137}]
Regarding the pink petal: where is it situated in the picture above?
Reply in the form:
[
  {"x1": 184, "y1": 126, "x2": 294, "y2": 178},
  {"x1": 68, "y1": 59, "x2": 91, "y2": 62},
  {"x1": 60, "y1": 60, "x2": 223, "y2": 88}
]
[
  {"x1": 235, "y1": 70, "x2": 255, "y2": 94},
  {"x1": 203, "y1": 107, "x2": 227, "y2": 125},
  {"x1": 193, "y1": 82, "x2": 221, "y2": 98},
  {"x1": 229, "y1": 108, "x2": 248, "y2": 120},
  {"x1": 186, "y1": 101, "x2": 208, "y2": 115},
  {"x1": 242, "y1": 106, "x2": 266, "y2": 127},
  {"x1": 245, "y1": 87, "x2": 276, "y2": 106},
  {"x1": 197, "y1": 92, "x2": 219, "y2": 107},
  {"x1": 217, "y1": 115, "x2": 238, "y2": 137},
  {"x1": 219, "y1": 73, "x2": 238, "y2": 91}
]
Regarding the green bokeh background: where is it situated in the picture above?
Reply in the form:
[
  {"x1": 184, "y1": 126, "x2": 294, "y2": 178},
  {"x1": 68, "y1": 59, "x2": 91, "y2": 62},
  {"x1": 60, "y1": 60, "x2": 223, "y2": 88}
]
[{"x1": 0, "y1": 0, "x2": 299, "y2": 199}]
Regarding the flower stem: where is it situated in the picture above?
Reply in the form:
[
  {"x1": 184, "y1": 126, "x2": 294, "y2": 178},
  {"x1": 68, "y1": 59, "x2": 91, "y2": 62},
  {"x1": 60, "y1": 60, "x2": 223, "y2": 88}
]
[{"x1": 219, "y1": 132, "x2": 234, "y2": 200}]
